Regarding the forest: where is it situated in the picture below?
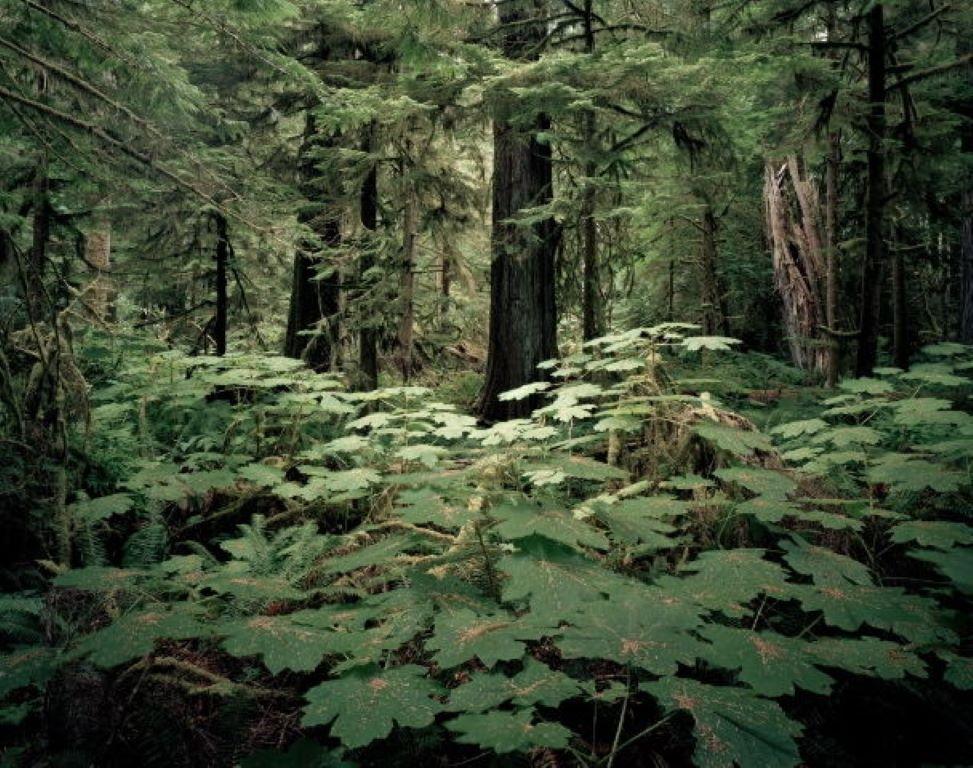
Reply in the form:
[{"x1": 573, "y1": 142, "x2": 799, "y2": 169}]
[{"x1": 0, "y1": 0, "x2": 972, "y2": 765}]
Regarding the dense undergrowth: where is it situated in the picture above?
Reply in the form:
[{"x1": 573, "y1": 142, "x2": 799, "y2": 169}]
[{"x1": 2, "y1": 327, "x2": 972, "y2": 767}]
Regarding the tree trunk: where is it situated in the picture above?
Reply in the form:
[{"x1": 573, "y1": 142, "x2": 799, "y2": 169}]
[
  {"x1": 764, "y1": 158, "x2": 829, "y2": 373},
  {"x1": 824, "y1": 131, "x2": 841, "y2": 384},
  {"x1": 699, "y1": 205, "x2": 726, "y2": 335},
  {"x1": 396, "y1": 177, "x2": 417, "y2": 381},
  {"x1": 358, "y1": 128, "x2": 380, "y2": 391},
  {"x1": 892, "y1": 241, "x2": 910, "y2": 369},
  {"x1": 86, "y1": 223, "x2": 112, "y2": 320},
  {"x1": 478, "y1": 0, "x2": 558, "y2": 421},
  {"x1": 580, "y1": 0, "x2": 602, "y2": 341},
  {"x1": 823, "y1": 2, "x2": 841, "y2": 384},
  {"x1": 958, "y1": 33, "x2": 973, "y2": 342},
  {"x1": 856, "y1": 3, "x2": 886, "y2": 377},
  {"x1": 213, "y1": 212, "x2": 228, "y2": 357},
  {"x1": 284, "y1": 113, "x2": 341, "y2": 371}
]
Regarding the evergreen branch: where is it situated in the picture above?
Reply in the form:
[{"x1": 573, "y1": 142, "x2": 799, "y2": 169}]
[
  {"x1": 20, "y1": 0, "x2": 142, "y2": 70},
  {"x1": 891, "y1": 4, "x2": 950, "y2": 41},
  {"x1": 0, "y1": 84, "x2": 262, "y2": 235},
  {"x1": 0, "y1": 34, "x2": 161, "y2": 137},
  {"x1": 890, "y1": 52, "x2": 973, "y2": 89}
]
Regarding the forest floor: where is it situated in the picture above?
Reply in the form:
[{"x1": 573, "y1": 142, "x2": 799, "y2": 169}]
[{"x1": 2, "y1": 329, "x2": 973, "y2": 768}]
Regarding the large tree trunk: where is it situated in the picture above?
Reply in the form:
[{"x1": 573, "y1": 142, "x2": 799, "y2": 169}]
[
  {"x1": 823, "y1": 2, "x2": 842, "y2": 384},
  {"x1": 580, "y1": 0, "x2": 603, "y2": 341},
  {"x1": 357, "y1": 128, "x2": 380, "y2": 390},
  {"x1": 958, "y1": 34, "x2": 973, "y2": 342},
  {"x1": 212, "y1": 212, "x2": 228, "y2": 357},
  {"x1": 764, "y1": 158, "x2": 829, "y2": 373},
  {"x1": 699, "y1": 205, "x2": 727, "y2": 335},
  {"x1": 478, "y1": 1, "x2": 558, "y2": 421},
  {"x1": 892, "y1": 240, "x2": 910, "y2": 369},
  {"x1": 284, "y1": 114, "x2": 341, "y2": 371},
  {"x1": 856, "y1": 2, "x2": 886, "y2": 376},
  {"x1": 396, "y1": 178, "x2": 417, "y2": 381}
]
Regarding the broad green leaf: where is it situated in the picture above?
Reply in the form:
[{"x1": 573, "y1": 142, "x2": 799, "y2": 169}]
[
  {"x1": 70, "y1": 493, "x2": 134, "y2": 522},
  {"x1": 427, "y1": 609, "x2": 553, "y2": 669},
  {"x1": 76, "y1": 606, "x2": 208, "y2": 668},
  {"x1": 681, "y1": 336, "x2": 741, "y2": 352},
  {"x1": 492, "y1": 499, "x2": 609, "y2": 550},
  {"x1": 396, "y1": 488, "x2": 475, "y2": 530},
  {"x1": 0, "y1": 647, "x2": 57, "y2": 698},
  {"x1": 642, "y1": 677, "x2": 803, "y2": 768},
  {"x1": 657, "y1": 550, "x2": 791, "y2": 617},
  {"x1": 940, "y1": 652, "x2": 973, "y2": 690},
  {"x1": 770, "y1": 419, "x2": 828, "y2": 439},
  {"x1": 694, "y1": 423, "x2": 772, "y2": 456},
  {"x1": 781, "y1": 538, "x2": 871, "y2": 586},
  {"x1": 445, "y1": 658, "x2": 582, "y2": 712},
  {"x1": 714, "y1": 467, "x2": 796, "y2": 499},
  {"x1": 808, "y1": 637, "x2": 926, "y2": 680},
  {"x1": 909, "y1": 548, "x2": 973, "y2": 594},
  {"x1": 890, "y1": 521, "x2": 973, "y2": 550},
  {"x1": 866, "y1": 454, "x2": 963, "y2": 494},
  {"x1": 302, "y1": 665, "x2": 443, "y2": 749},
  {"x1": 558, "y1": 590, "x2": 701, "y2": 675},
  {"x1": 445, "y1": 709, "x2": 572, "y2": 753},
  {"x1": 498, "y1": 381, "x2": 552, "y2": 401},
  {"x1": 695, "y1": 625, "x2": 833, "y2": 697},
  {"x1": 218, "y1": 612, "x2": 345, "y2": 674},
  {"x1": 499, "y1": 538, "x2": 622, "y2": 619}
]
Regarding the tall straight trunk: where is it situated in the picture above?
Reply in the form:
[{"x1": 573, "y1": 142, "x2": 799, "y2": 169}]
[
  {"x1": 699, "y1": 205, "x2": 726, "y2": 335},
  {"x1": 823, "y1": 2, "x2": 841, "y2": 384},
  {"x1": 358, "y1": 128, "x2": 380, "y2": 391},
  {"x1": 892, "y1": 242, "x2": 910, "y2": 369},
  {"x1": 396, "y1": 178, "x2": 417, "y2": 381},
  {"x1": 478, "y1": 0, "x2": 558, "y2": 421},
  {"x1": 213, "y1": 212, "x2": 228, "y2": 357},
  {"x1": 580, "y1": 0, "x2": 602, "y2": 341},
  {"x1": 284, "y1": 114, "x2": 341, "y2": 371},
  {"x1": 856, "y1": 3, "x2": 886, "y2": 377},
  {"x1": 958, "y1": 33, "x2": 973, "y2": 342}
]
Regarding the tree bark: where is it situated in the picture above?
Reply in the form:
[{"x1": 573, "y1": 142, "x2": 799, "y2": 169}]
[
  {"x1": 85, "y1": 223, "x2": 113, "y2": 320},
  {"x1": 823, "y1": 2, "x2": 841, "y2": 384},
  {"x1": 764, "y1": 158, "x2": 829, "y2": 373},
  {"x1": 28, "y1": 158, "x2": 50, "y2": 322},
  {"x1": 284, "y1": 113, "x2": 341, "y2": 371},
  {"x1": 957, "y1": 32, "x2": 973, "y2": 342},
  {"x1": 212, "y1": 212, "x2": 228, "y2": 357},
  {"x1": 699, "y1": 205, "x2": 726, "y2": 335},
  {"x1": 478, "y1": 0, "x2": 558, "y2": 421},
  {"x1": 856, "y1": 2, "x2": 886, "y2": 377},
  {"x1": 358, "y1": 127, "x2": 380, "y2": 391},
  {"x1": 396, "y1": 174, "x2": 417, "y2": 381},
  {"x1": 580, "y1": 0, "x2": 603, "y2": 341},
  {"x1": 892, "y1": 240, "x2": 910, "y2": 369}
]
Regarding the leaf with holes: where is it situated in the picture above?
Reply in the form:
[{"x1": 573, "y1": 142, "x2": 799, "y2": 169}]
[
  {"x1": 499, "y1": 538, "x2": 627, "y2": 619},
  {"x1": 656, "y1": 550, "x2": 792, "y2": 617},
  {"x1": 695, "y1": 625, "x2": 833, "y2": 697},
  {"x1": 781, "y1": 537, "x2": 871, "y2": 586},
  {"x1": 445, "y1": 709, "x2": 572, "y2": 753},
  {"x1": 714, "y1": 467, "x2": 796, "y2": 499},
  {"x1": 558, "y1": 590, "x2": 701, "y2": 675},
  {"x1": 891, "y1": 521, "x2": 973, "y2": 550},
  {"x1": 642, "y1": 677, "x2": 803, "y2": 768},
  {"x1": 807, "y1": 637, "x2": 926, "y2": 680},
  {"x1": 427, "y1": 608, "x2": 553, "y2": 669},
  {"x1": 491, "y1": 499, "x2": 608, "y2": 551},
  {"x1": 302, "y1": 664, "x2": 443, "y2": 749},
  {"x1": 446, "y1": 658, "x2": 582, "y2": 713}
]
